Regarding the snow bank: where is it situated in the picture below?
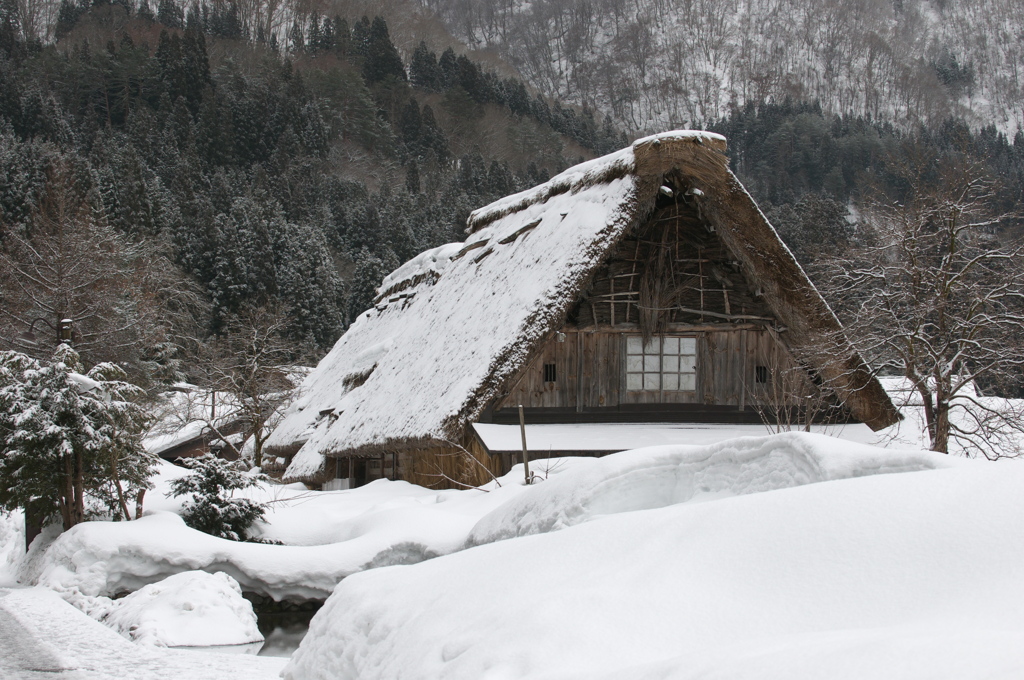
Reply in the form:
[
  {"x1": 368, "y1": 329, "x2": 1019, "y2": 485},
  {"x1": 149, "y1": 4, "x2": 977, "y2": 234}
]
[
  {"x1": 28, "y1": 510, "x2": 458, "y2": 601},
  {"x1": 18, "y1": 434, "x2": 946, "y2": 607},
  {"x1": 472, "y1": 421, "x2": 879, "y2": 452},
  {"x1": 285, "y1": 457, "x2": 1024, "y2": 680},
  {"x1": 102, "y1": 571, "x2": 262, "y2": 647},
  {"x1": 20, "y1": 459, "x2": 588, "y2": 601},
  {"x1": 0, "y1": 509, "x2": 23, "y2": 586},
  {"x1": 468, "y1": 432, "x2": 950, "y2": 545}
]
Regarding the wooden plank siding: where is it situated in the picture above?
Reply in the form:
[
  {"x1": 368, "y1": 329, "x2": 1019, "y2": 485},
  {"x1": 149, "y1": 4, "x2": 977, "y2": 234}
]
[
  {"x1": 491, "y1": 184, "x2": 829, "y2": 424},
  {"x1": 494, "y1": 324, "x2": 810, "y2": 418}
]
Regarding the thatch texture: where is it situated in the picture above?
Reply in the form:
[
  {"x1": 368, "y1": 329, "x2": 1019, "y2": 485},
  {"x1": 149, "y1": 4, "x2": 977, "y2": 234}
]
[{"x1": 266, "y1": 131, "x2": 898, "y2": 485}]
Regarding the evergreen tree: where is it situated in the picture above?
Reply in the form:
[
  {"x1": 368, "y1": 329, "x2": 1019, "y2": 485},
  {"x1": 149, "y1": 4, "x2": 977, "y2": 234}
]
[
  {"x1": 351, "y1": 15, "x2": 370, "y2": 57},
  {"x1": 287, "y1": 17, "x2": 303, "y2": 54},
  {"x1": 361, "y1": 16, "x2": 405, "y2": 85},
  {"x1": 0, "y1": 346, "x2": 155, "y2": 530},
  {"x1": 330, "y1": 16, "x2": 348, "y2": 56},
  {"x1": 399, "y1": 97, "x2": 422, "y2": 153},
  {"x1": 438, "y1": 47, "x2": 457, "y2": 89},
  {"x1": 54, "y1": 0, "x2": 83, "y2": 40},
  {"x1": 405, "y1": 160, "x2": 420, "y2": 194},
  {"x1": 156, "y1": 0, "x2": 181, "y2": 28},
  {"x1": 167, "y1": 453, "x2": 266, "y2": 540},
  {"x1": 409, "y1": 41, "x2": 440, "y2": 91},
  {"x1": 347, "y1": 247, "x2": 391, "y2": 320}
]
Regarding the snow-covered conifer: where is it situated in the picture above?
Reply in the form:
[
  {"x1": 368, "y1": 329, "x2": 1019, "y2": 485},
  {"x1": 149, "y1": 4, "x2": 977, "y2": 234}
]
[
  {"x1": 167, "y1": 454, "x2": 266, "y2": 541},
  {"x1": 0, "y1": 345, "x2": 155, "y2": 531}
]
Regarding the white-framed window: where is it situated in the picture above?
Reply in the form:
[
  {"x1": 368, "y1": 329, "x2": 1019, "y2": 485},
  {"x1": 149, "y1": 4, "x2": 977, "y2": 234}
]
[{"x1": 625, "y1": 335, "x2": 697, "y2": 391}]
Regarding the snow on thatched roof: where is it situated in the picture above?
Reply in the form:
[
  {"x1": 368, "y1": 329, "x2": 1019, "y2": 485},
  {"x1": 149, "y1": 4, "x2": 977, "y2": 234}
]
[{"x1": 267, "y1": 131, "x2": 898, "y2": 483}]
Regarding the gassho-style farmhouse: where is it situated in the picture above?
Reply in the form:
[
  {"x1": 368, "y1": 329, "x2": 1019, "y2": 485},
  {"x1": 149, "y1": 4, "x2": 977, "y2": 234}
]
[{"x1": 262, "y1": 130, "x2": 901, "y2": 489}]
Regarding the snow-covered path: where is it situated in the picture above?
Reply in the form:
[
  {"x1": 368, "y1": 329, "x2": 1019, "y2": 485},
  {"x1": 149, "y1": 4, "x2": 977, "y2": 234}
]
[
  {"x1": 0, "y1": 587, "x2": 285, "y2": 680},
  {"x1": 0, "y1": 590, "x2": 75, "y2": 679}
]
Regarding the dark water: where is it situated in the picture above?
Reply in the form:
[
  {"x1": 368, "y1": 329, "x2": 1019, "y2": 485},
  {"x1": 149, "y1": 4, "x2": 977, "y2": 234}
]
[
  {"x1": 175, "y1": 609, "x2": 316, "y2": 658},
  {"x1": 255, "y1": 611, "x2": 317, "y2": 657}
]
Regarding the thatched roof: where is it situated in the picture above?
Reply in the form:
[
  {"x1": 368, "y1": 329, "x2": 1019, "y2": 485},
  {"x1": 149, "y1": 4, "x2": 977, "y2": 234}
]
[{"x1": 266, "y1": 131, "x2": 900, "y2": 483}]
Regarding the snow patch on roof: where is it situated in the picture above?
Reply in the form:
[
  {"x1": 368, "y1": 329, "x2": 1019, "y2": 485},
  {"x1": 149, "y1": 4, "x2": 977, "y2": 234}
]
[
  {"x1": 466, "y1": 130, "x2": 723, "y2": 234},
  {"x1": 269, "y1": 171, "x2": 639, "y2": 478}
]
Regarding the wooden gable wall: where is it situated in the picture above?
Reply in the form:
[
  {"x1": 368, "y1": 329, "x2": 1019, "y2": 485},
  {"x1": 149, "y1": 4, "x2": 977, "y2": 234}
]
[{"x1": 490, "y1": 190, "x2": 847, "y2": 425}]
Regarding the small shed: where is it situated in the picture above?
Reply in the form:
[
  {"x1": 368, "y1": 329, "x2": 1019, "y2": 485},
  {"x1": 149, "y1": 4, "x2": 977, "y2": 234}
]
[{"x1": 264, "y1": 131, "x2": 900, "y2": 489}]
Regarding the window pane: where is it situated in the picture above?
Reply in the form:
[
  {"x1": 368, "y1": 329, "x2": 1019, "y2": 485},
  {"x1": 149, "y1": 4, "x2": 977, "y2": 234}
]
[
  {"x1": 626, "y1": 355, "x2": 643, "y2": 372},
  {"x1": 663, "y1": 355, "x2": 679, "y2": 372},
  {"x1": 643, "y1": 337, "x2": 660, "y2": 354},
  {"x1": 644, "y1": 355, "x2": 660, "y2": 372},
  {"x1": 679, "y1": 374, "x2": 696, "y2": 391},
  {"x1": 680, "y1": 356, "x2": 696, "y2": 373},
  {"x1": 626, "y1": 336, "x2": 643, "y2": 354},
  {"x1": 626, "y1": 373, "x2": 643, "y2": 391},
  {"x1": 681, "y1": 337, "x2": 696, "y2": 354},
  {"x1": 663, "y1": 373, "x2": 679, "y2": 390},
  {"x1": 643, "y1": 373, "x2": 660, "y2": 390},
  {"x1": 663, "y1": 337, "x2": 680, "y2": 354}
]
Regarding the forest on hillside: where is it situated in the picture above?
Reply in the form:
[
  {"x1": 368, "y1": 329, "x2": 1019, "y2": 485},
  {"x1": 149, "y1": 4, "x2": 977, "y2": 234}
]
[
  {"x1": 0, "y1": 0, "x2": 624, "y2": 383},
  {"x1": 2, "y1": 0, "x2": 1024, "y2": 392}
]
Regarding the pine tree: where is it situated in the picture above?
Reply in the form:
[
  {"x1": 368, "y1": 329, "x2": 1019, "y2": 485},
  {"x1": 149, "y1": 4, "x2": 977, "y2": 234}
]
[
  {"x1": 347, "y1": 247, "x2": 392, "y2": 321},
  {"x1": 288, "y1": 17, "x2": 303, "y2": 54},
  {"x1": 331, "y1": 16, "x2": 348, "y2": 56},
  {"x1": 156, "y1": 0, "x2": 181, "y2": 28},
  {"x1": 438, "y1": 47, "x2": 457, "y2": 89},
  {"x1": 399, "y1": 97, "x2": 422, "y2": 153},
  {"x1": 405, "y1": 160, "x2": 420, "y2": 194},
  {"x1": 167, "y1": 453, "x2": 266, "y2": 540},
  {"x1": 409, "y1": 41, "x2": 440, "y2": 91},
  {"x1": 361, "y1": 16, "x2": 405, "y2": 85},
  {"x1": 0, "y1": 345, "x2": 155, "y2": 531},
  {"x1": 351, "y1": 15, "x2": 370, "y2": 57}
]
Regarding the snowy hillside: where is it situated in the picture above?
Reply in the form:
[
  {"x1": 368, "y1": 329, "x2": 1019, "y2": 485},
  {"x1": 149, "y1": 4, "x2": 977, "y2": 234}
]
[{"x1": 423, "y1": 0, "x2": 1024, "y2": 133}]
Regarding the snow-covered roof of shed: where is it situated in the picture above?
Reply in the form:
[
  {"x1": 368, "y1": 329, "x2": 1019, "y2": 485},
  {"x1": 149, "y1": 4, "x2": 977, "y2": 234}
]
[{"x1": 267, "y1": 130, "x2": 898, "y2": 483}]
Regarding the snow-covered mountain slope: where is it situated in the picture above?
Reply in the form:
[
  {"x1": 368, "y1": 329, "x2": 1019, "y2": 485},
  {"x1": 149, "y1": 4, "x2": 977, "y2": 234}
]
[{"x1": 422, "y1": 0, "x2": 1024, "y2": 133}]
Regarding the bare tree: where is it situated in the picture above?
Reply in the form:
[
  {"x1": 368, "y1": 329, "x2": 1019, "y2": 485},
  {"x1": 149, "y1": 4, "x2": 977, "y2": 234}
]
[
  {"x1": 206, "y1": 306, "x2": 296, "y2": 466},
  {"x1": 816, "y1": 157, "x2": 1024, "y2": 457},
  {"x1": 0, "y1": 159, "x2": 205, "y2": 381},
  {"x1": 747, "y1": 340, "x2": 841, "y2": 435}
]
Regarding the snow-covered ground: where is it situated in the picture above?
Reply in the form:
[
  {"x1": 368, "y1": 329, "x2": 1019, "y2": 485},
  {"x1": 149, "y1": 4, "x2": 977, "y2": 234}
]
[
  {"x1": 16, "y1": 430, "x2": 934, "y2": 603},
  {"x1": 0, "y1": 586, "x2": 285, "y2": 680},
  {"x1": 285, "y1": 443, "x2": 1024, "y2": 680},
  {"x1": 17, "y1": 457, "x2": 592, "y2": 601},
  {"x1": 4, "y1": 415, "x2": 1024, "y2": 678}
]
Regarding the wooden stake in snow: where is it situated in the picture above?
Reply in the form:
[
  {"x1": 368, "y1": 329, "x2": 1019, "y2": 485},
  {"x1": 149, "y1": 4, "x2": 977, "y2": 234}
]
[{"x1": 518, "y1": 404, "x2": 531, "y2": 484}]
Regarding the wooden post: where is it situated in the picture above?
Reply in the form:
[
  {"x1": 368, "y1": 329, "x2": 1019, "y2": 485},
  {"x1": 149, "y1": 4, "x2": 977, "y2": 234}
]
[{"x1": 518, "y1": 404, "x2": 531, "y2": 485}]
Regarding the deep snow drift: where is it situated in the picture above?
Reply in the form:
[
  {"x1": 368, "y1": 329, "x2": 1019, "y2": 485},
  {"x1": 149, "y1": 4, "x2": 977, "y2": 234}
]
[
  {"x1": 101, "y1": 571, "x2": 263, "y2": 647},
  {"x1": 467, "y1": 432, "x2": 944, "y2": 545},
  {"x1": 19, "y1": 434, "x2": 942, "y2": 603},
  {"x1": 18, "y1": 456, "x2": 588, "y2": 601},
  {"x1": 285, "y1": 449, "x2": 1023, "y2": 680}
]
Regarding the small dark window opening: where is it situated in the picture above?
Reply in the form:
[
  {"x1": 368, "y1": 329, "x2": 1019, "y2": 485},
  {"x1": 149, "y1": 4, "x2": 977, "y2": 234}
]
[
  {"x1": 543, "y1": 363, "x2": 557, "y2": 383},
  {"x1": 755, "y1": 365, "x2": 769, "y2": 384}
]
